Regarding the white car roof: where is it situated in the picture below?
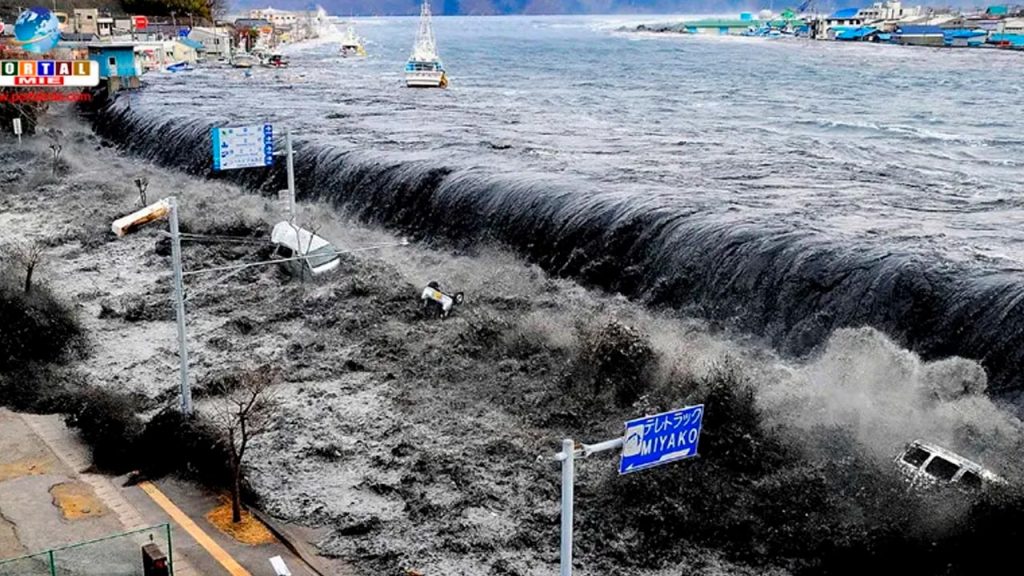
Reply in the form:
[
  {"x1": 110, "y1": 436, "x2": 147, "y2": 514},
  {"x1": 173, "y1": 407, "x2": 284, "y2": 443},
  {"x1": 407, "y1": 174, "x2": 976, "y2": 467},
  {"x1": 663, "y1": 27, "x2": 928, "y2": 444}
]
[
  {"x1": 907, "y1": 440, "x2": 1003, "y2": 483},
  {"x1": 271, "y1": 221, "x2": 332, "y2": 254}
]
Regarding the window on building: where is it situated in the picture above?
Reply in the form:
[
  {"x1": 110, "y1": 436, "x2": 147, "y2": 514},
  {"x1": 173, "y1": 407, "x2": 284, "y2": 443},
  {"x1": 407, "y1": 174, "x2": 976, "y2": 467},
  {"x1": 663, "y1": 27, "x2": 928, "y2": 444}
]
[{"x1": 902, "y1": 446, "x2": 931, "y2": 468}]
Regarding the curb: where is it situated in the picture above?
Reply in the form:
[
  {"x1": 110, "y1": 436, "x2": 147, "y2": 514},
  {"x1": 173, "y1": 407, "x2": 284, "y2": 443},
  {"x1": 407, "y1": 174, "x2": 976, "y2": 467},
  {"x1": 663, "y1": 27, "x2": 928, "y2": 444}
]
[{"x1": 249, "y1": 507, "x2": 336, "y2": 576}]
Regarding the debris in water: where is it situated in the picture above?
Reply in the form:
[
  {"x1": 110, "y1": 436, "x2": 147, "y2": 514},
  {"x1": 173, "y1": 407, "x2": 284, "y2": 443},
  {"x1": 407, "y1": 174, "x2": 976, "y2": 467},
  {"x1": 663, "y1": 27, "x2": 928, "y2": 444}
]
[{"x1": 111, "y1": 198, "x2": 170, "y2": 237}]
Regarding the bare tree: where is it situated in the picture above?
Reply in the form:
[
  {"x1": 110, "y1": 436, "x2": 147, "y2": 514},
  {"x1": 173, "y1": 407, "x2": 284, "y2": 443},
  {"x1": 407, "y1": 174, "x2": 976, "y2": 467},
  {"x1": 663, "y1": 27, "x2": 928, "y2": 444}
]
[
  {"x1": 214, "y1": 367, "x2": 279, "y2": 523},
  {"x1": 6, "y1": 240, "x2": 46, "y2": 294},
  {"x1": 205, "y1": 0, "x2": 228, "y2": 21},
  {"x1": 134, "y1": 177, "x2": 149, "y2": 206},
  {"x1": 49, "y1": 143, "x2": 63, "y2": 177}
]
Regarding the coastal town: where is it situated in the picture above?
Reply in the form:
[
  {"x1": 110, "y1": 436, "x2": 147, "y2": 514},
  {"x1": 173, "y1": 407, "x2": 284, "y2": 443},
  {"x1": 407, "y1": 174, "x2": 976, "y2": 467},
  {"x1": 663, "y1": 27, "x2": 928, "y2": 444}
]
[
  {"x1": 637, "y1": 1, "x2": 1024, "y2": 47},
  {"x1": 0, "y1": 4, "x2": 331, "y2": 83}
]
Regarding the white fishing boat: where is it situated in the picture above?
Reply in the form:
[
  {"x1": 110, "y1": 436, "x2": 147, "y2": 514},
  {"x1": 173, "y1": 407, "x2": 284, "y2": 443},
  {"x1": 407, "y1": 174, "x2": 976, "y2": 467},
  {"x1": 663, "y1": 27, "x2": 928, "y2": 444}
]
[
  {"x1": 230, "y1": 53, "x2": 258, "y2": 68},
  {"x1": 405, "y1": 0, "x2": 447, "y2": 88},
  {"x1": 339, "y1": 24, "x2": 366, "y2": 57}
]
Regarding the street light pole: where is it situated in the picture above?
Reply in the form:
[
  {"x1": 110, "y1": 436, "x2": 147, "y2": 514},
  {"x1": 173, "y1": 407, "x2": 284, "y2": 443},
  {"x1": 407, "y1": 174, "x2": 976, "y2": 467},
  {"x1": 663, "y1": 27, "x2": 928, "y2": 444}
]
[
  {"x1": 553, "y1": 436, "x2": 625, "y2": 576},
  {"x1": 168, "y1": 197, "x2": 193, "y2": 415},
  {"x1": 559, "y1": 439, "x2": 574, "y2": 576}
]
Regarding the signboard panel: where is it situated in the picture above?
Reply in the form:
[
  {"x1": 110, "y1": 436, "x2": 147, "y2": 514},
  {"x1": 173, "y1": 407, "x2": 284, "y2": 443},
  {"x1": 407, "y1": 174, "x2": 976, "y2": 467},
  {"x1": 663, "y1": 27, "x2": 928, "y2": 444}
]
[
  {"x1": 133, "y1": 15, "x2": 148, "y2": 30},
  {"x1": 619, "y1": 404, "x2": 703, "y2": 474},
  {"x1": 0, "y1": 60, "x2": 100, "y2": 88},
  {"x1": 211, "y1": 124, "x2": 274, "y2": 171}
]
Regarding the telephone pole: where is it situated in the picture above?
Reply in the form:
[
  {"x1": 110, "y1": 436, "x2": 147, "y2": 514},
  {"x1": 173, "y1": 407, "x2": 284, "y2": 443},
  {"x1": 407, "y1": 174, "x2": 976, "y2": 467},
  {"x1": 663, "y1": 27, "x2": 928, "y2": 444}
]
[{"x1": 168, "y1": 197, "x2": 193, "y2": 415}]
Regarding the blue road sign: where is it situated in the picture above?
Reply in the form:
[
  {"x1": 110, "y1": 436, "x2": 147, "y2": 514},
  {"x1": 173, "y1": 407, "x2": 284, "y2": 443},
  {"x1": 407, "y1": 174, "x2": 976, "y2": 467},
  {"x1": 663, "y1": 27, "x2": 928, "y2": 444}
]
[
  {"x1": 211, "y1": 124, "x2": 273, "y2": 171},
  {"x1": 619, "y1": 404, "x2": 703, "y2": 474}
]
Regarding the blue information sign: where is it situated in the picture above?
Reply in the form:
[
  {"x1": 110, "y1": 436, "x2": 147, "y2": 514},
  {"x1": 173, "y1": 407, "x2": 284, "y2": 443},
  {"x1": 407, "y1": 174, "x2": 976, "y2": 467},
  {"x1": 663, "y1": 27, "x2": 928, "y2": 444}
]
[
  {"x1": 211, "y1": 123, "x2": 274, "y2": 171},
  {"x1": 619, "y1": 404, "x2": 703, "y2": 474}
]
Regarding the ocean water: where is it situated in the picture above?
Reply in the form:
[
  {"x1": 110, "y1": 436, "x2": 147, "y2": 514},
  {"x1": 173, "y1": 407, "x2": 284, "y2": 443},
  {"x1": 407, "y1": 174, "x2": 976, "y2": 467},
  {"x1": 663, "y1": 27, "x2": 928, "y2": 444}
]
[{"x1": 98, "y1": 16, "x2": 1024, "y2": 392}]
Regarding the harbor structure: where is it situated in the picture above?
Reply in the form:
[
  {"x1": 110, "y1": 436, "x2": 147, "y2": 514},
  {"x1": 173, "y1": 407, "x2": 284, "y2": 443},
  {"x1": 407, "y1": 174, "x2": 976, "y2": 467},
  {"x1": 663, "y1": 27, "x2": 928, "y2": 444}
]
[{"x1": 651, "y1": 1, "x2": 1023, "y2": 49}]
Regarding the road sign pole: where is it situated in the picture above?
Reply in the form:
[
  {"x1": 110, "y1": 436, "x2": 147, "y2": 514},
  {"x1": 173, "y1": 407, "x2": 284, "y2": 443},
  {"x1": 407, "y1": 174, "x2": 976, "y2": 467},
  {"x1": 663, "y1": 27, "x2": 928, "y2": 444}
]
[
  {"x1": 559, "y1": 438, "x2": 574, "y2": 576},
  {"x1": 168, "y1": 197, "x2": 193, "y2": 415},
  {"x1": 286, "y1": 128, "x2": 296, "y2": 223}
]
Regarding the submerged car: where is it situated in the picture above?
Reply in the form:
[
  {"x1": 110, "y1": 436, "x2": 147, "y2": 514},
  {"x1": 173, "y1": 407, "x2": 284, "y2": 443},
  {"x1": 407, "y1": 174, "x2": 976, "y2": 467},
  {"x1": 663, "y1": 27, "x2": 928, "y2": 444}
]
[
  {"x1": 270, "y1": 221, "x2": 341, "y2": 277},
  {"x1": 895, "y1": 440, "x2": 1004, "y2": 490}
]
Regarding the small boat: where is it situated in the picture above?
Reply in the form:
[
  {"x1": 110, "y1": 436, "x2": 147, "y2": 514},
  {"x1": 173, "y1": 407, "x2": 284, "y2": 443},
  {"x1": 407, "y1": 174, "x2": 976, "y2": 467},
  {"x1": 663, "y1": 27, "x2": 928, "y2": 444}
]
[
  {"x1": 166, "y1": 61, "x2": 193, "y2": 72},
  {"x1": 230, "y1": 54, "x2": 258, "y2": 68},
  {"x1": 339, "y1": 24, "x2": 367, "y2": 57},
  {"x1": 263, "y1": 53, "x2": 289, "y2": 68},
  {"x1": 405, "y1": 0, "x2": 447, "y2": 88}
]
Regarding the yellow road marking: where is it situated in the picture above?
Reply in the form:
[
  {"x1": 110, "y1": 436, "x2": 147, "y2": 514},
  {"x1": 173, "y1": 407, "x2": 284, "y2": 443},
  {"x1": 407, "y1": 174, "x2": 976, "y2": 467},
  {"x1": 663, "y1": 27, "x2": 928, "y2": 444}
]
[{"x1": 138, "y1": 481, "x2": 252, "y2": 576}]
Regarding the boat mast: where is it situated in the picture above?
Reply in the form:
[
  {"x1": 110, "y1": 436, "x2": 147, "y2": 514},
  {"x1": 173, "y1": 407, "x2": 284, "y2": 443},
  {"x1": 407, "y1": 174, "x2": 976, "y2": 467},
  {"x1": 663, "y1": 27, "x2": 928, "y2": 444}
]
[{"x1": 412, "y1": 0, "x2": 438, "y2": 60}]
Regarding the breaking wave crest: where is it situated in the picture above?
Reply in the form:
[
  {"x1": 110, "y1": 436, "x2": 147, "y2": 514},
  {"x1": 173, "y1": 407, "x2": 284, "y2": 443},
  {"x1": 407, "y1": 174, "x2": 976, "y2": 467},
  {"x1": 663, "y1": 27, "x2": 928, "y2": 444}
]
[{"x1": 88, "y1": 96, "x2": 1024, "y2": 396}]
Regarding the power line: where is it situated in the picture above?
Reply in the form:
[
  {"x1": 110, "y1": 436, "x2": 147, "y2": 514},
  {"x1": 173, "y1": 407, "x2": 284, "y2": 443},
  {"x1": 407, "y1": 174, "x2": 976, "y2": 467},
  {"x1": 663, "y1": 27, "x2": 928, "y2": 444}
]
[{"x1": 181, "y1": 240, "x2": 409, "y2": 278}]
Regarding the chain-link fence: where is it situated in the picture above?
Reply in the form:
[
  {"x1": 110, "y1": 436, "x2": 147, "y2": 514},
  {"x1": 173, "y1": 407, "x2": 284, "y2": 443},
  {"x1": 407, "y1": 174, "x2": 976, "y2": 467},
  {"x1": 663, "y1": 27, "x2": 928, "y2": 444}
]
[{"x1": 0, "y1": 523, "x2": 173, "y2": 576}]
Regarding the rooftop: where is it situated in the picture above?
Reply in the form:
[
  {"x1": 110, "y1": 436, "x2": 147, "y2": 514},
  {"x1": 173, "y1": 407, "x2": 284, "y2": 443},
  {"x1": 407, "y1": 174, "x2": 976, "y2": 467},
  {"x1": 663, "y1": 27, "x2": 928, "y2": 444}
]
[{"x1": 831, "y1": 7, "x2": 862, "y2": 19}]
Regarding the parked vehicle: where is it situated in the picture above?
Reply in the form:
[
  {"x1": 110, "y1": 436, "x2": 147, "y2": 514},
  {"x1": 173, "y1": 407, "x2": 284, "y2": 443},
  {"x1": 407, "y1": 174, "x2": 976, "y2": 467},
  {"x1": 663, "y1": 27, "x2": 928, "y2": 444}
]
[
  {"x1": 270, "y1": 221, "x2": 340, "y2": 277},
  {"x1": 420, "y1": 281, "x2": 464, "y2": 318},
  {"x1": 895, "y1": 440, "x2": 1004, "y2": 490}
]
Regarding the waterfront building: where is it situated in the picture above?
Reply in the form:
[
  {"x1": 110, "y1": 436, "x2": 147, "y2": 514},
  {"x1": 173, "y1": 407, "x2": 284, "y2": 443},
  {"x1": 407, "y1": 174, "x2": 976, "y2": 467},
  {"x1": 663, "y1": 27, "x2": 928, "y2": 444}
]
[
  {"x1": 189, "y1": 26, "x2": 234, "y2": 60},
  {"x1": 989, "y1": 17, "x2": 1024, "y2": 46},
  {"x1": 248, "y1": 7, "x2": 300, "y2": 27},
  {"x1": 891, "y1": 24, "x2": 945, "y2": 45},
  {"x1": 88, "y1": 43, "x2": 142, "y2": 90},
  {"x1": 857, "y1": 1, "x2": 922, "y2": 21}
]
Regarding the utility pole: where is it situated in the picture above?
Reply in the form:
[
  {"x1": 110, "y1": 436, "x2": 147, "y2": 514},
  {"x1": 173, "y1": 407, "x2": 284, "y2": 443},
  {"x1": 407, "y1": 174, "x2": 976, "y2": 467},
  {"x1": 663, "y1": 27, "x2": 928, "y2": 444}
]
[
  {"x1": 168, "y1": 197, "x2": 193, "y2": 415},
  {"x1": 286, "y1": 128, "x2": 296, "y2": 223},
  {"x1": 559, "y1": 439, "x2": 575, "y2": 576}
]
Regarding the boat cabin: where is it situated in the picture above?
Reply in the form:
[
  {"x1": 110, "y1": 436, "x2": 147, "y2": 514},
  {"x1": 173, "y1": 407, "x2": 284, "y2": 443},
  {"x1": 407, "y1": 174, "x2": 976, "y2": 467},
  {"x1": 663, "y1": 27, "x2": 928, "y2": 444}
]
[{"x1": 406, "y1": 61, "x2": 442, "y2": 72}]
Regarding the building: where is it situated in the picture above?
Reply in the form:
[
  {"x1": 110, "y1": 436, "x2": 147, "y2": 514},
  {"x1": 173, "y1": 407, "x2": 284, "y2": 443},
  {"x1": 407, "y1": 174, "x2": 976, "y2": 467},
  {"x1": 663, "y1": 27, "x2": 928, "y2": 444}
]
[
  {"x1": 189, "y1": 26, "x2": 234, "y2": 60},
  {"x1": 857, "y1": 1, "x2": 922, "y2": 22},
  {"x1": 87, "y1": 43, "x2": 141, "y2": 90},
  {"x1": 891, "y1": 24, "x2": 946, "y2": 45},
  {"x1": 248, "y1": 7, "x2": 299, "y2": 27},
  {"x1": 97, "y1": 15, "x2": 114, "y2": 36},
  {"x1": 1001, "y1": 17, "x2": 1024, "y2": 32},
  {"x1": 73, "y1": 9, "x2": 99, "y2": 35}
]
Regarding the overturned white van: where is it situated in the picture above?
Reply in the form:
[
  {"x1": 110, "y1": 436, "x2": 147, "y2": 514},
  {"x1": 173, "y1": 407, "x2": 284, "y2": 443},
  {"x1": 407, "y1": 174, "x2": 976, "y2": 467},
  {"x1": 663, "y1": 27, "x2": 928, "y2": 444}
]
[
  {"x1": 270, "y1": 221, "x2": 341, "y2": 277},
  {"x1": 895, "y1": 440, "x2": 1004, "y2": 490}
]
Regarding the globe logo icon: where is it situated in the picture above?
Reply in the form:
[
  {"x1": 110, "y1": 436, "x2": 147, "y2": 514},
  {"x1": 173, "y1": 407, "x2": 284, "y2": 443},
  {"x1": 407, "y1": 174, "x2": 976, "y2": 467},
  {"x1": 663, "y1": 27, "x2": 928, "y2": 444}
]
[{"x1": 12, "y1": 6, "x2": 61, "y2": 54}]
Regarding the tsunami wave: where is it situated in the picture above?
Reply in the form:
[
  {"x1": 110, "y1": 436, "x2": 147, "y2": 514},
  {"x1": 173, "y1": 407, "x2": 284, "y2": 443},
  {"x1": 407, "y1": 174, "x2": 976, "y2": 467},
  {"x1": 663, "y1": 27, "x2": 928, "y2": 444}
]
[{"x1": 86, "y1": 95, "x2": 1024, "y2": 397}]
